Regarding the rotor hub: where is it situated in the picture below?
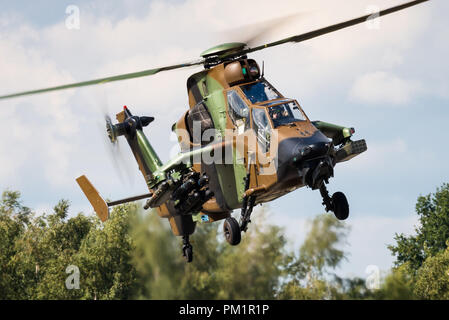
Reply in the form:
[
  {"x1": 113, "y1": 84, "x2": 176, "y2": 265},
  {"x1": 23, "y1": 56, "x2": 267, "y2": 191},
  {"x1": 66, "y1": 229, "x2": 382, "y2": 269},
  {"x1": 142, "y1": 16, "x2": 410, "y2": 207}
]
[
  {"x1": 200, "y1": 42, "x2": 248, "y2": 68},
  {"x1": 105, "y1": 116, "x2": 117, "y2": 143}
]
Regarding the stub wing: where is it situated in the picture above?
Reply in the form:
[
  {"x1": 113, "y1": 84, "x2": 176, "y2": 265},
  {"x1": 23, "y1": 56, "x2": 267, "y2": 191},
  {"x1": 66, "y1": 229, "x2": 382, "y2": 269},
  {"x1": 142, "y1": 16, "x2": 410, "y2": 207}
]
[{"x1": 312, "y1": 120, "x2": 367, "y2": 163}]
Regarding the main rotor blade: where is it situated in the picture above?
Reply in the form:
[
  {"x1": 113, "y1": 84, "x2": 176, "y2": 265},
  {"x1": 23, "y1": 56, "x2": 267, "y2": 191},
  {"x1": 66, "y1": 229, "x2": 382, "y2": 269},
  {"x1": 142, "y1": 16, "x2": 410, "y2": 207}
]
[
  {"x1": 0, "y1": 59, "x2": 204, "y2": 100},
  {"x1": 245, "y1": 0, "x2": 429, "y2": 54},
  {"x1": 219, "y1": 12, "x2": 308, "y2": 48}
]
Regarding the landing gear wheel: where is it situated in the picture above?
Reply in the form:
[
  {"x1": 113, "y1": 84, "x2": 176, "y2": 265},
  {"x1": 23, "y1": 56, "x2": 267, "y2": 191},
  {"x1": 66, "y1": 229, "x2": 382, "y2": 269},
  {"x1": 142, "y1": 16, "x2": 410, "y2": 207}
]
[
  {"x1": 182, "y1": 244, "x2": 193, "y2": 263},
  {"x1": 332, "y1": 192, "x2": 349, "y2": 220},
  {"x1": 223, "y1": 217, "x2": 241, "y2": 246}
]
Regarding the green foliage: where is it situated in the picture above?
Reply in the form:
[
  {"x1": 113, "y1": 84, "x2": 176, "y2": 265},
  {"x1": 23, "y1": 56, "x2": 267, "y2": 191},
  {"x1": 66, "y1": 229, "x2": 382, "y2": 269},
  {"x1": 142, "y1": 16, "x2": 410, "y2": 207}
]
[
  {"x1": 0, "y1": 190, "x2": 34, "y2": 299},
  {"x1": 0, "y1": 191, "x2": 137, "y2": 300},
  {"x1": 298, "y1": 214, "x2": 349, "y2": 276},
  {"x1": 0, "y1": 193, "x2": 292, "y2": 300},
  {"x1": 386, "y1": 183, "x2": 449, "y2": 299},
  {"x1": 332, "y1": 277, "x2": 374, "y2": 300},
  {"x1": 278, "y1": 214, "x2": 350, "y2": 299},
  {"x1": 373, "y1": 265, "x2": 416, "y2": 300},
  {"x1": 130, "y1": 207, "x2": 288, "y2": 300},
  {"x1": 211, "y1": 210, "x2": 288, "y2": 299},
  {"x1": 3, "y1": 183, "x2": 449, "y2": 300},
  {"x1": 278, "y1": 278, "x2": 331, "y2": 300},
  {"x1": 130, "y1": 212, "x2": 185, "y2": 299},
  {"x1": 389, "y1": 183, "x2": 449, "y2": 271},
  {"x1": 74, "y1": 204, "x2": 137, "y2": 299},
  {"x1": 414, "y1": 247, "x2": 449, "y2": 299}
]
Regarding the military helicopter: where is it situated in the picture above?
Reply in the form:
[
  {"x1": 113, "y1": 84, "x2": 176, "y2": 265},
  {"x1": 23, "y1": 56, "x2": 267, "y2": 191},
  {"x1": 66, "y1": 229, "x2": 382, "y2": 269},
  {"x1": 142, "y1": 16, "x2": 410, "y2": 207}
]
[{"x1": 0, "y1": 0, "x2": 429, "y2": 262}]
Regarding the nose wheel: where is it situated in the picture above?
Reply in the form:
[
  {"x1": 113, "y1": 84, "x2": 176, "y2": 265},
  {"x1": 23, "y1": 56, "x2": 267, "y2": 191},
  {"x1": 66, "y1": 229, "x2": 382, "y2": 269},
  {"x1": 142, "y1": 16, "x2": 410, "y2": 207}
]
[{"x1": 319, "y1": 184, "x2": 349, "y2": 220}]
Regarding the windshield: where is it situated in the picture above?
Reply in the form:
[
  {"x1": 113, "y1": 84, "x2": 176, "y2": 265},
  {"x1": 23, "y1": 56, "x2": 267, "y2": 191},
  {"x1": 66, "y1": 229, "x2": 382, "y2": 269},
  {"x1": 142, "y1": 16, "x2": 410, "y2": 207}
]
[
  {"x1": 240, "y1": 80, "x2": 281, "y2": 104},
  {"x1": 267, "y1": 101, "x2": 306, "y2": 128}
]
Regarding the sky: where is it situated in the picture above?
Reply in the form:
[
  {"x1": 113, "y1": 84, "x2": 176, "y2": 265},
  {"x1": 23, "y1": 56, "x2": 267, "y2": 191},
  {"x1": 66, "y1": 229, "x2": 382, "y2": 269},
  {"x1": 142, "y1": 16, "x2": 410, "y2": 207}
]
[{"x1": 0, "y1": 0, "x2": 448, "y2": 279}]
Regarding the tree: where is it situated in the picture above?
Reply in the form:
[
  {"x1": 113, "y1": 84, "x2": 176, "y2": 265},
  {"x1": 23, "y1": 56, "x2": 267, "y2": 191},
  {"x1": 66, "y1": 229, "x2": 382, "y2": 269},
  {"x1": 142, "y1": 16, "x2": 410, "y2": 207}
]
[
  {"x1": 212, "y1": 209, "x2": 288, "y2": 299},
  {"x1": 278, "y1": 213, "x2": 350, "y2": 299},
  {"x1": 8, "y1": 188, "x2": 436, "y2": 300},
  {"x1": 73, "y1": 204, "x2": 137, "y2": 300},
  {"x1": 0, "y1": 191, "x2": 294, "y2": 300},
  {"x1": 372, "y1": 265, "x2": 416, "y2": 300},
  {"x1": 414, "y1": 247, "x2": 449, "y2": 299},
  {"x1": 0, "y1": 192, "x2": 138, "y2": 300},
  {"x1": 130, "y1": 207, "x2": 289, "y2": 300},
  {"x1": 0, "y1": 190, "x2": 33, "y2": 299},
  {"x1": 130, "y1": 211, "x2": 185, "y2": 299},
  {"x1": 387, "y1": 183, "x2": 449, "y2": 299},
  {"x1": 389, "y1": 183, "x2": 449, "y2": 272}
]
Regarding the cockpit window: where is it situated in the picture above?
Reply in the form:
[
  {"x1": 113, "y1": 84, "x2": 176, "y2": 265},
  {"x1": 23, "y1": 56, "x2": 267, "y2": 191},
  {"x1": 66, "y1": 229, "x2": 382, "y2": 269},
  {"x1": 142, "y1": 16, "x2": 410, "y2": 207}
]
[
  {"x1": 252, "y1": 108, "x2": 271, "y2": 153},
  {"x1": 227, "y1": 90, "x2": 250, "y2": 134},
  {"x1": 262, "y1": 99, "x2": 290, "y2": 107},
  {"x1": 267, "y1": 101, "x2": 305, "y2": 128},
  {"x1": 240, "y1": 80, "x2": 281, "y2": 104}
]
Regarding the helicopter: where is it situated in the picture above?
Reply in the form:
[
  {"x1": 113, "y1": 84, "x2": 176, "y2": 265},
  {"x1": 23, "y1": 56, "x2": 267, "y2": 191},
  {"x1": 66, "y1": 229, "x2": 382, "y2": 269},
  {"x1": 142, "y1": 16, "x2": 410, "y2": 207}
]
[{"x1": 0, "y1": 0, "x2": 429, "y2": 262}]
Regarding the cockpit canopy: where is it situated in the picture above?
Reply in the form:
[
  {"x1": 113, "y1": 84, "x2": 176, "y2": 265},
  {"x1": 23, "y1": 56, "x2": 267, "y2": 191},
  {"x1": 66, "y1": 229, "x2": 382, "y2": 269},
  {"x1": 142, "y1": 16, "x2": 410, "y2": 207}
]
[
  {"x1": 264, "y1": 100, "x2": 306, "y2": 128},
  {"x1": 240, "y1": 80, "x2": 281, "y2": 104},
  {"x1": 232, "y1": 78, "x2": 308, "y2": 128},
  {"x1": 225, "y1": 78, "x2": 309, "y2": 153},
  {"x1": 226, "y1": 78, "x2": 308, "y2": 130}
]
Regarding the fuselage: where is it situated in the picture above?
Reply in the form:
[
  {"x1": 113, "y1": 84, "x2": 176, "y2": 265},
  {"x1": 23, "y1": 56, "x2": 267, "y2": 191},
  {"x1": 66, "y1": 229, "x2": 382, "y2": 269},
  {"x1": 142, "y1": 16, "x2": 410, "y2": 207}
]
[{"x1": 170, "y1": 58, "x2": 332, "y2": 217}]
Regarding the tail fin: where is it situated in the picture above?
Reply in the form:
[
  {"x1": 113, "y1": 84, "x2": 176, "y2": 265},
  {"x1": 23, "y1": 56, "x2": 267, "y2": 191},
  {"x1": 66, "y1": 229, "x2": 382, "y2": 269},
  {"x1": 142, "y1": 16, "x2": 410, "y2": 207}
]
[
  {"x1": 76, "y1": 175, "x2": 109, "y2": 222},
  {"x1": 111, "y1": 106, "x2": 162, "y2": 186}
]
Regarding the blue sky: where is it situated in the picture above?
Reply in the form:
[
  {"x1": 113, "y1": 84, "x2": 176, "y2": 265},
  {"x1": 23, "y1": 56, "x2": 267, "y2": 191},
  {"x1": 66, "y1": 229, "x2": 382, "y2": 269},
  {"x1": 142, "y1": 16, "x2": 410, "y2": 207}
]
[{"x1": 0, "y1": 0, "x2": 447, "y2": 279}]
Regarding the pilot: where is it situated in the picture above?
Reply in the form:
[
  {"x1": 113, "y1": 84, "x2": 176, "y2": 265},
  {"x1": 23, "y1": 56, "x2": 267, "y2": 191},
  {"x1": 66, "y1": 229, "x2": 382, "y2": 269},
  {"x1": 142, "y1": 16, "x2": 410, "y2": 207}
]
[{"x1": 270, "y1": 108, "x2": 282, "y2": 120}]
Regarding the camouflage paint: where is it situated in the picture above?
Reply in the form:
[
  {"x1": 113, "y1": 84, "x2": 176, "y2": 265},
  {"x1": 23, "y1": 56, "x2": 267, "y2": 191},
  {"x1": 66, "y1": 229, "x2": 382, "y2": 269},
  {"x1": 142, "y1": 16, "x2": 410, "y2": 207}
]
[
  {"x1": 312, "y1": 121, "x2": 353, "y2": 145},
  {"x1": 136, "y1": 130, "x2": 163, "y2": 173},
  {"x1": 184, "y1": 65, "x2": 248, "y2": 210}
]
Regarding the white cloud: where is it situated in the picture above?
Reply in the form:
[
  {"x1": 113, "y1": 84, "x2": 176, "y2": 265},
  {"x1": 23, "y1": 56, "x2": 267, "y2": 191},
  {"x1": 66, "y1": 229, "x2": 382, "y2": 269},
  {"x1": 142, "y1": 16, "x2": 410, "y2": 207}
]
[
  {"x1": 380, "y1": 48, "x2": 404, "y2": 69},
  {"x1": 269, "y1": 209, "x2": 309, "y2": 250},
  {"x1": 341, "y1": 214, "x2": 419, "y2": 278},
  {"x1": 349, "y1": 71, "x2": 422, "y2": 105}
]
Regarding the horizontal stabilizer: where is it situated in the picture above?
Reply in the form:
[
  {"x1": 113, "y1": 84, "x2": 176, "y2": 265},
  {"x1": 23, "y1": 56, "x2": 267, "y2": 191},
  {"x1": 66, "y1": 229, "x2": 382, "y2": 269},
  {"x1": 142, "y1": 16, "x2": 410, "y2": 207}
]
[{"x1": 76, "y1": 175, "x2": 109, "y2": 222}]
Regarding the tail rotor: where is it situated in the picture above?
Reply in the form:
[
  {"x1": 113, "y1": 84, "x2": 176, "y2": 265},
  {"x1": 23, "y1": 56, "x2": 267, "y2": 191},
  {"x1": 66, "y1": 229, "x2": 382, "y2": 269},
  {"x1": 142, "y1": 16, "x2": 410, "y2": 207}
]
[{"x1": 100, "y1": 112, "x2": 135, "y2": 186}]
